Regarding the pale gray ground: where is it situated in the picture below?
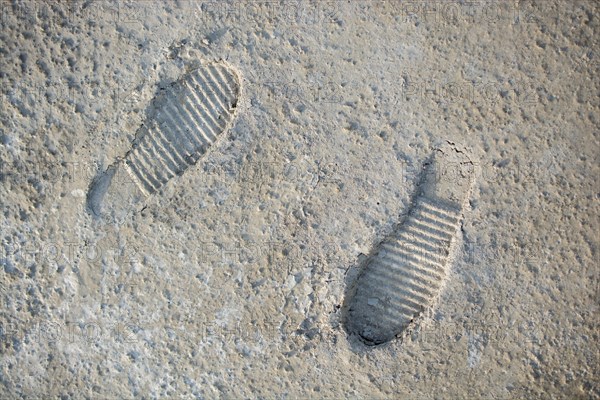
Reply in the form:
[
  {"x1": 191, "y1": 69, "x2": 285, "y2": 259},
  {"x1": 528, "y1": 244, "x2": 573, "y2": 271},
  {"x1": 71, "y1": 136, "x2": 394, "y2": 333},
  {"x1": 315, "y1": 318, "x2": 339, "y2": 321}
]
[
  {"x1": 343, "y1": 142, "x2": 475, "y2": 346},
  {"x1": 0, "y1": 1, "x2": 598, "y2": 398}
]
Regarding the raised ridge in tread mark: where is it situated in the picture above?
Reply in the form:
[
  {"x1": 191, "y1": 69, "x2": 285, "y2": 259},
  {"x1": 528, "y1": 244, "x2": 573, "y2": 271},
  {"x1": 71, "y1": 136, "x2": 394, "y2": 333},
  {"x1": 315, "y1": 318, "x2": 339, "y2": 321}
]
[
  {"x1": 343, "y1": 142, "x2": 475, "y2": 346},
  {"x1": 86, "y1": 62, "x2": 241, "y2": 222}
]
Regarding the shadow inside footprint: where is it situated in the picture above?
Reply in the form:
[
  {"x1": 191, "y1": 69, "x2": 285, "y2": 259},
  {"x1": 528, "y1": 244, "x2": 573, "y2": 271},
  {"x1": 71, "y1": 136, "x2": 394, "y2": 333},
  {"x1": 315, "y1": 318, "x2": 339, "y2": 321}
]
[
  {"x1": 86, "y1": 61, "x2": 242, "y2": 224},
  {"x1": 341, "y1": 142, "x2": 475, "y2": 348}
]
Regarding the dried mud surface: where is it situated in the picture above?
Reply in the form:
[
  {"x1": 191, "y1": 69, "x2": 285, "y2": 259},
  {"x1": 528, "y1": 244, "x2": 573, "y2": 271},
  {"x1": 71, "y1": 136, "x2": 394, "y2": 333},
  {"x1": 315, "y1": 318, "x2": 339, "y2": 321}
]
[{"x1": 0, "y1": 1, "x2": 598, "y2": 398}]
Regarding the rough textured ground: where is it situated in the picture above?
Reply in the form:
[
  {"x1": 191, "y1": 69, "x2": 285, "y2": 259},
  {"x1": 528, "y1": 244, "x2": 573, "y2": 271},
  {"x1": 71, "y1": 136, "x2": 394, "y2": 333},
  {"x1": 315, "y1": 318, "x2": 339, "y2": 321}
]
[{"x1": 0, "y1": 1, "x2": 598, "y2": 398}]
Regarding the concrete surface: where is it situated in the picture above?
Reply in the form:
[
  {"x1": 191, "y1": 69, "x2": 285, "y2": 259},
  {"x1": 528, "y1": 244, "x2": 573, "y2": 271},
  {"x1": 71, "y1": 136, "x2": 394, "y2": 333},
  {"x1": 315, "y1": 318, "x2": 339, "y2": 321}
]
[{"x1": 0, "y1": 1, "x2": 598, "y2": 398}]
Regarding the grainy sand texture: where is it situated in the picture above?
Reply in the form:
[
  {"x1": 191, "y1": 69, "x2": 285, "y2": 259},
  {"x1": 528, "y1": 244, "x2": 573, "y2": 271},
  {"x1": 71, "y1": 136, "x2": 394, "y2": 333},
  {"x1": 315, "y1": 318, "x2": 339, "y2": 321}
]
[{"x1": 0, "y1": 1, "x2": 598, "y2": 398}]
